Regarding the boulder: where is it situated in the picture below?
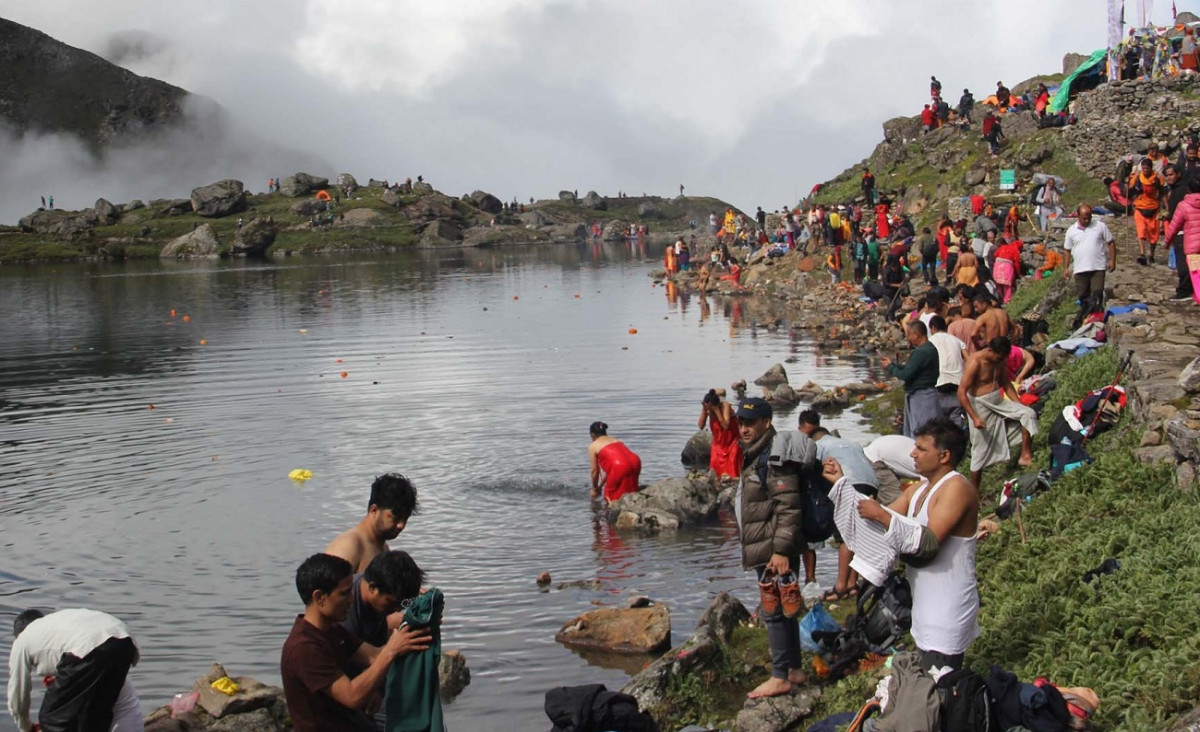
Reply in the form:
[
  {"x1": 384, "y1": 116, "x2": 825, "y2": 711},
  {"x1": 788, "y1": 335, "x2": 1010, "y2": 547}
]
[
  {"x1": 621, "y1": 593, "x2": 750, "y2": 713},
  {"x1": 1179, "y1": 357, "x2": 1200, "y2": 393},
  {"x1": 381, "y1": 188, "x2": 405, "y2": 208},
  {"x1": 1063, "y1": 52, "x2": 1091, "y2": 75},
  {"x1": 161, "y1": 224, "x2": 221, "y2": 258},
  {"x1": 637, "y1": 202, "x2": 661, "y2": 218},
  {"x1": 368, "y1": 178, "x2": 388, "y2": 188},
  {"x1": 602, "y1": 220, "x2": 629, "y2": 241},
  {"x1": 420, "y1": 219, "x2": 463, "y2": 247},
  {"x1": 555, "y1": 603, "x2": 671, "y2": 654},
  {"x1": 964, "y1": 168, "x2": 987, "y2": 186},
  {"x1": 438, "y1": 649, "x2": 471, "y2": 699},
  {"x1": 680, "y1": 431, "x2": 712, "y2": 468},
  {"x1": 231, "y1": 217, "x2": 277, "y2": 257},
  {"x1": 192, "y1": 663, "x2": 283, "y2": 719},
  {"x1": 18, "y1": 209, "x2": 96, "y2": 237},
  {"x1": 1003, "y1": 111, "x2": 1042, "y2": 140},
  {"x1": 754, "y1": 363, "x2": 789, "y2": 388},
  {"x1": 582, "y1": 191, "x2": 607, "y2": 211},
  {"x1": 279, "y1": 172, "x2": 328, "y2": 198},
  {"x1": 771, "y1": 383, "x2": 800, "y2": 407},
  {"x1": 736, "y1": 687, "x2": 822, "y2": 732},
  {"x1": 608, "y1": 476, "x2": 721, "y2": 533},
  {"x1": 158, "y1": 198, "x2": 193, "y2": 216},
  {"x1": 119, "y1": 199, "x2": 145, "y2": 214},
  {"x1": 412, "y1": 181, "x2": 434, "y2": 194},
  {"x1": 336, "y1": 173, "x2": 358, "y2": 188},
  {"x1": 882, "y1": 115, "x2": 922, "y2": 143},
  {"x1": 468, "y1": 190, "x2": 503, "y2": 214},
  {"x1": 558, "y1": 190, "x2": 577, "y2": 202},
  {"x1": 520, "y1": 210, "x2": 551, "y2": 227},
  {"x1": 93, "y1": 198, "x2": 119, "y2": 225},
  {"x1": 191, "y1": 179, "x2": 247, "y2": 218},
  {"x1": 340, "y1": 208, "x2": 384, "y2": 227},
  {"x1": 547, "y1": 223, "x2": 587, "y2": 242},
  {"x1": 290, "y1": 199, "x2": 327, "y2": 217}
]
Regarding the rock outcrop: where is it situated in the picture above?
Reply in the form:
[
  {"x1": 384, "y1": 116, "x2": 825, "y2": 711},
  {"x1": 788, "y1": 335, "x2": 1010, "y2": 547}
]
[
  {"x1": 290, "y1": 199, "x2": 327, "y2": 217},
  {"x1": 336, "y1": 173, "x2": 358, "y2": 188},
  {"x1": 18, "y1": 208, "x2": 96, "y2": 237},
  {"x1": 231, "y1": 217, "x2": 276, "y2": 257},
  {"x1": 680, "y1": 431, "x2": 712, "y2": 468},
  {"x1": 555, "y1": 602, "x2": 671, "y2": 654},
  {"x1": 468, "y1": 190, "x2": 503, "y2": 214},
  {"x1": 420, "y1": 220, "x2": 463, "y2": 247},
  {"x1": 608, "y1": 475, "x2": 721, "y2": 532},
  {"x1": 93, "y1": 198, "x2": 119, "y2": 225},
  {"x1": 279, "y1": 173, "x2": 328, "y2": 198},
  {"x1": 190, "y1": 180, "x2": 247, "y2": 218},
  {"x1": 161, "y1": 224, "x2": 220, "y2": 258},
  {"x1": 582, "y1": 191, "x2": 607, "y2": 211}
]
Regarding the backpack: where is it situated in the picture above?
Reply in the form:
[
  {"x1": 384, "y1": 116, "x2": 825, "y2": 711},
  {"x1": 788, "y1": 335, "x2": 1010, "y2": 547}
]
[
  {"x1": 1027, "y1": 183, "x2": 1045, "y2": 206},
  {"x1": 937, "y1": 668, "x2": 996, "y2": 732},
  {"x1": 854, "y1": 571, "x2": 912, "y2": 651}
]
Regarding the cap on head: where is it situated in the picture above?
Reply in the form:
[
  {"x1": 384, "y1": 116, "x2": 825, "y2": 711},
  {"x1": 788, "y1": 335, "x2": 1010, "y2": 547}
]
[{"x1": 736, "y1": 397, "x2": 772, "y2": 421}]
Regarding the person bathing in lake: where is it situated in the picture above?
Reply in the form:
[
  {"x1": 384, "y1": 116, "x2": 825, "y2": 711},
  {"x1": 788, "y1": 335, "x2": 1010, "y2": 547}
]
[
  {"x1": 699, "y1": 388, "x2": 741, "y2": 480},
  {"x1": 325, "y1": 474, "x2": 418, "y2": 574},
  {"x1": 588, "y1": 422, "x2": 642, "y2": 504}
]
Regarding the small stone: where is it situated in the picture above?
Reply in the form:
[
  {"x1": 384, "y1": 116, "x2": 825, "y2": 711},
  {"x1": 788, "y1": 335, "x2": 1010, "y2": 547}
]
[
  {"x1": 536, "y1": 571, "x2": 551, "y2": 586},
  {"x1": 1140, "y1": 431, "x2": 1162, "y2": 447}
]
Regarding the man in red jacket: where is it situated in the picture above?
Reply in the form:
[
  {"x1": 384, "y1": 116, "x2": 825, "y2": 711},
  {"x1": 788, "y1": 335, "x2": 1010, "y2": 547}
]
[{"x1": 921, "y1": 105, "x2": 935, "y2": 133}]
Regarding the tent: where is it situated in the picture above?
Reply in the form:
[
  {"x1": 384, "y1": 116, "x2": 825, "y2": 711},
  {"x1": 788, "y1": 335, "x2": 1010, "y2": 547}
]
[
  {"x1": 1047, "y1": 49, "x2": 1108, "y2": 114},
  {"x1": 315, "y1": 190, "x2": 331, "y2": 201}
]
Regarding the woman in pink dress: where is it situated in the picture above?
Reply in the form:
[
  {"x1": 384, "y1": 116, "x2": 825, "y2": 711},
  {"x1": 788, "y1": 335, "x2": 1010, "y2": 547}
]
[{"x1": 588, "y1": 422, "x2": 642, "y2": 504}]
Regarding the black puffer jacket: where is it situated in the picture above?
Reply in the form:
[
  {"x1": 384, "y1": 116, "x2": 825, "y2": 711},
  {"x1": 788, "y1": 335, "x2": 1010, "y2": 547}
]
[{"x1": 738, "y1": 428, "x2": 806, "y2": 569}]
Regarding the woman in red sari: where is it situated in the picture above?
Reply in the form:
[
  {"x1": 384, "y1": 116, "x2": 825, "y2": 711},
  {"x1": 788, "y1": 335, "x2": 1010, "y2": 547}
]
[
  {"x1": 588, "y1": 422, "x2": 642, "y2": 504},
  {"x1": 698, "y1": 389, "x2": 742, "y2": 479}
]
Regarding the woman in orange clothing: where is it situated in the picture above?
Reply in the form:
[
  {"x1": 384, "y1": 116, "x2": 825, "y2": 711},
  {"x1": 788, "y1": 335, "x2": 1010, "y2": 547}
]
[
  {"x1": 698, "y1": 389, "x2": 741, "y2": 479},
  {"x1": 664, "y1": 243, "x2": 677, "y2": 274},
  {"x1": 589, "y1": 422, "x2": 642, "y2": 504}
]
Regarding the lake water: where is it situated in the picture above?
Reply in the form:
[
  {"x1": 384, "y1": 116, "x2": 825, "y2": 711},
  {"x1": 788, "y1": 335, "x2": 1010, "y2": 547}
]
[{"x1": 0, "y1": 241, "x2": 875, "y2": 730}]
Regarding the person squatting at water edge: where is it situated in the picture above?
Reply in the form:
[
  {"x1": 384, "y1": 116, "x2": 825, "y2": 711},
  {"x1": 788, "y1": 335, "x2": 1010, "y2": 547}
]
[{"x1": 588, "y1": 421, "x2": 642, "y2": 505}]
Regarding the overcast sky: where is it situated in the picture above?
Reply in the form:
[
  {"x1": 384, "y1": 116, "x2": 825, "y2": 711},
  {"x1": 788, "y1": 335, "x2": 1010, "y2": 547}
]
[{"x1": 0, "y1": 1, "x2": 1177, "y2": 220}]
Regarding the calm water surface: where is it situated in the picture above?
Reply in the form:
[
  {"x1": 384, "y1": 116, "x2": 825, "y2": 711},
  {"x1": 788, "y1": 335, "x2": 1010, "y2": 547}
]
[{"x1": 0, "y1": 241, "x2": 877, "y2": 730}]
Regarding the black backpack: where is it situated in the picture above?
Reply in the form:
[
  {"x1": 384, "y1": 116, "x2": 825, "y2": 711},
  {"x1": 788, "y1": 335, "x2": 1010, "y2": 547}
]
[
  {"x1": 937, "y1": 668, "x2": 996, "y2": 732},
  {"x1": 755, "y1": 450, "x2": 835, "y2": 543},
  {"x1": 1027, "y1": 183, "x2": 1045, "y2": 206},
  {"x1": 855, "y1": 571, "x2": 913, "y2": 651}
]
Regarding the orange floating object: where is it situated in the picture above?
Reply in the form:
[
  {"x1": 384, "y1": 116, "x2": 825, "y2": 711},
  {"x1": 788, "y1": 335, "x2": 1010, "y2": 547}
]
[
  {"x1": 628, "y1": 328, "x2": 638, "y2": 334},
  {"x1": 574, "y1": 294, "x2": 580, "y2": 298},
  {"x1": 199, "y1": 340, "x2": 208, "y2": 345},
  {"x1": 170, "y1": 309, "x2": 177, "y2": 317},
  {"x1": 147, "y1": 404, "x2": 156, "y2": 410},
  {"x1": 182, "y1": 315, "x2": 191, "y2": 322},
  {"x1": 336, "y1": 358, "x2": 343, "y2": 363},
  {"x1": 513, "y1": 295, "x2": 519, "y2": 300},
  {"x1": 340, "y1": 371, "x2": 348, "y2": 378}
]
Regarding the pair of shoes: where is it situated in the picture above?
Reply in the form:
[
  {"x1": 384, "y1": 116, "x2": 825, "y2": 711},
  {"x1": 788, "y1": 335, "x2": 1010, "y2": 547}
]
[
  {"x1": 758, "y1": 577, "x2": 781, "y2": 616},
  {"x1": 778, "y1": 577, "x2": 805, "y2": 619}
]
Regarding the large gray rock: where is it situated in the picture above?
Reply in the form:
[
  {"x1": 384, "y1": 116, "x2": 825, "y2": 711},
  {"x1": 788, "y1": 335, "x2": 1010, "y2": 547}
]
[
  {"x1": 582, "y1": 191, "x2": 607, "y2": 211},
  {"x1": 93, "y1": 198, "x2": 118, "y2": 225},
  {"x1": 754, "y1": 363, "x2": 789, "y2": 388},
  {"x1": 468, "y1": 190, "x2": 503, "y2": 214},
  {"x1": 336, "y1": 172, "x2": 358, "y2": 188},
  {"x1": 1179, "y1": 358, "x2": 1200, "y2": 393},
  {"x1": 231, "y1": 217, "x2": 277, "y2": 257},
  {"x1": 547, "y1": 223, "x2": 587, "y2": 242},
  {"x1": 279, "y1": 172, "x2": 328, "y2": 198},
  {"x1": 412, "y1": 181, "x2": 434, "y2": 194},
  {"x1": 18, "y1": 209, "x2": 96, "y2": 237},
  {"x1": 558, "y1": 190, "x2": 577, "y2": 202},
  {"x1": 193, "y1": 663, "x2": 283, "y2": 719},
  {"x1": 420, "y1": 219, "x2": 463, "y2": 247},
  {"x1": 882, "y1": 115, "x2": 922, "y2": 143},
  {"x1": 290, "y1": 199, "x2": 327, "y2": 217},
  {"x1": 157, "y1": 198, "x2": 193, "y2": 216},
  {"x1": 555, "y1": 603, "x2": 671, "y2": 654},
  {"x1": 118, "y1": 199, "x2": 145, "y2": 214},
  {"x1": 602, "y1": 220, "x2": 629, "y2": 241},
  {"x1": 608, "y1": 476, "x2": 721, "y2": 533},
  {"x1": 736, "y1": 686, "x2": 821, "y2": 732},
  {"x1": 161, "y1": 224, "x2": 221, "y2": 258},
  {"x1": 191, "y1": 179, "x2": 247, "y2": 218},
  {"x1": 381, "y1": 188, "x2": 405, "y2": 208},
  {"x1": 680, "y1": 431, "x2": 712, "y2": 468},
  {"x1": 621, "y1": 593, "x2": 751, "y2": 714},
  {"x1": 637, "y1": 202, "x2": 661, "y2": 218}
]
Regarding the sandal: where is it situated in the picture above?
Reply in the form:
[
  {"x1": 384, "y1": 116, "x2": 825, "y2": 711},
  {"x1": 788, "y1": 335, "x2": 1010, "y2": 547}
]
[{"x1": 820, "y1": 588, "x2": 849, "y2": 603}]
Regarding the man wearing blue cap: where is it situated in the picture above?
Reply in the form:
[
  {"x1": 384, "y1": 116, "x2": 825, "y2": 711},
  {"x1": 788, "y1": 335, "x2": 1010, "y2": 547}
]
[{"x1": 734, "y1": 397, "x2": 810, "y2": 699}]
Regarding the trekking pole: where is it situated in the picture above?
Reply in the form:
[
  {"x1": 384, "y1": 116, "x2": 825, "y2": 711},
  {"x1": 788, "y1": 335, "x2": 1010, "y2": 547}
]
[{"x1": 1079, "y1": 349, "x2": 1133, "y2": 448}]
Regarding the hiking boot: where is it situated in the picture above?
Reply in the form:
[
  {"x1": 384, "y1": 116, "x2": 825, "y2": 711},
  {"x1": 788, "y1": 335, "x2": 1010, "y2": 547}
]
[
  {"x1": 779, "y1": 577, "x2": 805, "y2": 619},
  {"x1": 1170, "y1": 293, "x2": 1194, "y2": 302},
  {"x1": 758, "y1": 577, "x2": 781, "y2": 616}
]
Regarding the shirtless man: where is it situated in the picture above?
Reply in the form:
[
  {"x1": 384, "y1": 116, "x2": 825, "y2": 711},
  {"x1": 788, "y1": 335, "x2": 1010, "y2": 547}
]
[
  {"x1": 970, "y1": 293, "x2": 1011, "y2": 348},
  {"x1": 957, "y1": 336, "x2": 1038, "y2": 491},
  {"x1": 856, "y1": 418, "x2": 979, "y2": 672},
  {"x1": 326, "y1": 473, "x2": 418, "y2": 574}
]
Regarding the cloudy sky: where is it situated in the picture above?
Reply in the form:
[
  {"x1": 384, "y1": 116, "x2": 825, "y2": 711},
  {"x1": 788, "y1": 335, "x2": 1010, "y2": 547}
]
[{"x1": 0, "y1": 1, "x2": 1169, "y2": 220}]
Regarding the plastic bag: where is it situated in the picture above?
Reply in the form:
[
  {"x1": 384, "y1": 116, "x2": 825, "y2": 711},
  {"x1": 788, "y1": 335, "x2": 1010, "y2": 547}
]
[{"x1": 799, "y1": 603, "x2": 842, "y2": 653}]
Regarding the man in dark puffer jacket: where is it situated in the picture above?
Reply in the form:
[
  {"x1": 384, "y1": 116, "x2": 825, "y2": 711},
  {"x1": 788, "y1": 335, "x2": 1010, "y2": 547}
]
[{"x1": 735, "y1": 397, "x2": 808, "y2": 699}]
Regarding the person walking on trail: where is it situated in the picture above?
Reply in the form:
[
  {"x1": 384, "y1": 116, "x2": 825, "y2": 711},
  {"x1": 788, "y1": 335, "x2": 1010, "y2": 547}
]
[
  {"x1": 1036, "y1": 178, "x2": 1062, "y2": 233},
  {"x1": 735, "y1": 397, "x2": 809, "y2": 699},
  {"x1": 1164, "y1": 171, "x2": 1200, "y2": 304},
  {"x1": 918, "y1": 227, "x2": 939, "y2": 286},
  {"x1": 699, "y1": 388, "x2": 742, "y2": 480},
  {"x1": 958, "y1": 336, "x2": 1038, "y2": 492},
  {"x1": 881, "y1": 321, "x2": 942, "y2": 438},
  {"x1": 1129, "y1": 157, "x2": 1166, "y2": 265},
  {"x1": 588, "y1": 421, "x2": 642, "y2": 505},
  {"x1": 1063, "y1": 204, "x2": 1116, "y2": 316},
  {"x1": 855, "y1": 418, "x2": 980, "y2": 673},
  {"x1": 861, "y1": 167, "x2": 876, "y2": 205},
  {"x1": 8, "y1": 608, "x2": 142, "y2": 732},
  {"x1": 982, "y1": 110, "x2": 1002, "y2": 156},
  {"x1": 325, "y1": 473, "x2": 418, "y2": 574}
]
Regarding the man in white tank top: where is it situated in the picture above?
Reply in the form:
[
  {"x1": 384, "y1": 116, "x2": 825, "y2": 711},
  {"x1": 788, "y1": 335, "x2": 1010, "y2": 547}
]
[{"x1": 855, "y1": 417, "x2": 980, "y2": 672}]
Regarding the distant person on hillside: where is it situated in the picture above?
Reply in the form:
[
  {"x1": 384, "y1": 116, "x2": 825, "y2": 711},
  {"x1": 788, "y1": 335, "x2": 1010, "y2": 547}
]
[
  {"x1": 995, "y1": 81, "x2": 1011, "y2": 109},
  {"x1": 958, "y1": 89, "x2": 975, "y2": 124},
  {"x1": 856, "y1": 418, "x2": 980, "y2": 673},
  {"x1": 48, "y1": 195, "x2": 54, "y2": 210},
  {"x1": 325, "y1": 474, "x2": 418, "y2": 574},
  {"x1": 958, "y1": 336, "x2": 1037, "y2": 491},
  {"x1": 1129, "y1": 157, "x2": 1166, "y2": 265},
  {"x1": 921, "y1": 104, "x2": 935, "y2": 133},
  {"x1": 40, "y1": 195, "x2": 45, "y2": 209},
  {"x1": 982, "y1": 110, "x2": 1002, "y2": 156},
  {"x1": 930, "y1": 75, "x2": 942, "y2": 99},
  {"x1": 756, "y1": 206, "x2": 767, "y2": 231},
  {"x1": 919, "y1": 227, "x2": 939, "y2": 286},
  {"x1": 588, "y1": 421, "x2": 642, "y2": 505},
  {"x1": 861, "y1": 167, "x2": 876, "y2": 205},
  {"x1": 1063, "y1": 204, "x2": 1116, "y2": 319}
]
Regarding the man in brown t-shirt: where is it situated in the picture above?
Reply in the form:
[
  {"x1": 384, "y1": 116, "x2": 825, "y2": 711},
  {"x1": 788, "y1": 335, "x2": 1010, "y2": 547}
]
[{"x1": 281, "y1": 553, "x2": 430, "y2": 732}]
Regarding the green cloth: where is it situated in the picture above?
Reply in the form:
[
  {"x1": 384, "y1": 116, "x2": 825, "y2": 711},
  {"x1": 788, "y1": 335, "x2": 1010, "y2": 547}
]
[
  {"x1": 1047, "y1": 49, "x2": 1107, "y2": 114},
  {"x1": 887, "y1": 341, "x2": 939, "y2": 392},
  {"x1": 385, "y1": 588, "x2": 445, "y2": 732}
]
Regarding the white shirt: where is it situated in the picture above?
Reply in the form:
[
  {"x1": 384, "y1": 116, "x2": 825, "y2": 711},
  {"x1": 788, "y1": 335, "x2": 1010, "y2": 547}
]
[
  {"x1": 8, "y1": 609, "x2": 136, "y2": 732},
  {"x1": 928, "y1": 331, "x2": 966, "y2": 387},
  {"x1": 1064, "y1": 220, "x2": 1114, "y2": 274},
  {"x1": 864, "y1": 435, "x2": 921, "y2": 479}
]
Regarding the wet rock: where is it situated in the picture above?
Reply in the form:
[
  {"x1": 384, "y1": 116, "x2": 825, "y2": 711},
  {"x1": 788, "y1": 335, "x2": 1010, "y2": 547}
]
[
  {"x1": 536, "y1": 571, "x2": 552, "y2": 586},
  {"x1": 521, "y1": 210, "x2": 551, "y2": 227},
  {"x1": 582, "y1": 191, "x2": 607, "y2": 211},
  {"x1": 547, "y1": 223, "x2": 587, "y2": 242},
  {"x1": 793, "y1": 381, "x2": 824, "y2": 400},
  {"x1": 771, "y1": 383, "x2": 800, "y2": 407},
  {"x1": 754, "y1": 363, "x2": 789, "y2": 388},
  {"x1": 680, "y1": 430, "x2": 712, "y2": 468},
  {"x1": 279, "y1": 172, "x2": 328, "y2": 198},
  {"x1": 609, "y1": 476, "x2": 721, "y2": 533},
  {"x1": 468, "y1": 190, "x2": 503, "y2": 214},
  {"x1": 231, "y1": 217, "x2": 277, "y2": 257},
  {"x1": 191, "y1": 179, "x2": 247, "y2": 218},
  {"x1": 555, "y1": 603, "x2": 670, "y2": 654},
  {"x1": 736, "y1": 686, "x2": 821, "y2": 732},
  {"x1": 93, "y1": 197, "x2": 119, "y2": 225},
  {"x1": 621, "y1": 592, "x2": 750, "y2": 713},
  {"x1": 438, "y1": 649, "x2": 471, "y2": 699},
  {"x1": 161, "y1": 224, "x2": 220, "y2": 258}
]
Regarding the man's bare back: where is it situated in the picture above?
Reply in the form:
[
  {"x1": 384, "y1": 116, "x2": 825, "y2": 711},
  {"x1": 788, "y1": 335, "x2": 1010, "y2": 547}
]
[
  {"x1": 973, "y1": 307, "x2": 1009, "y2": 344},
  {"x1": 960, "y1": 350, "x2": 1006, "y2": 398}
]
